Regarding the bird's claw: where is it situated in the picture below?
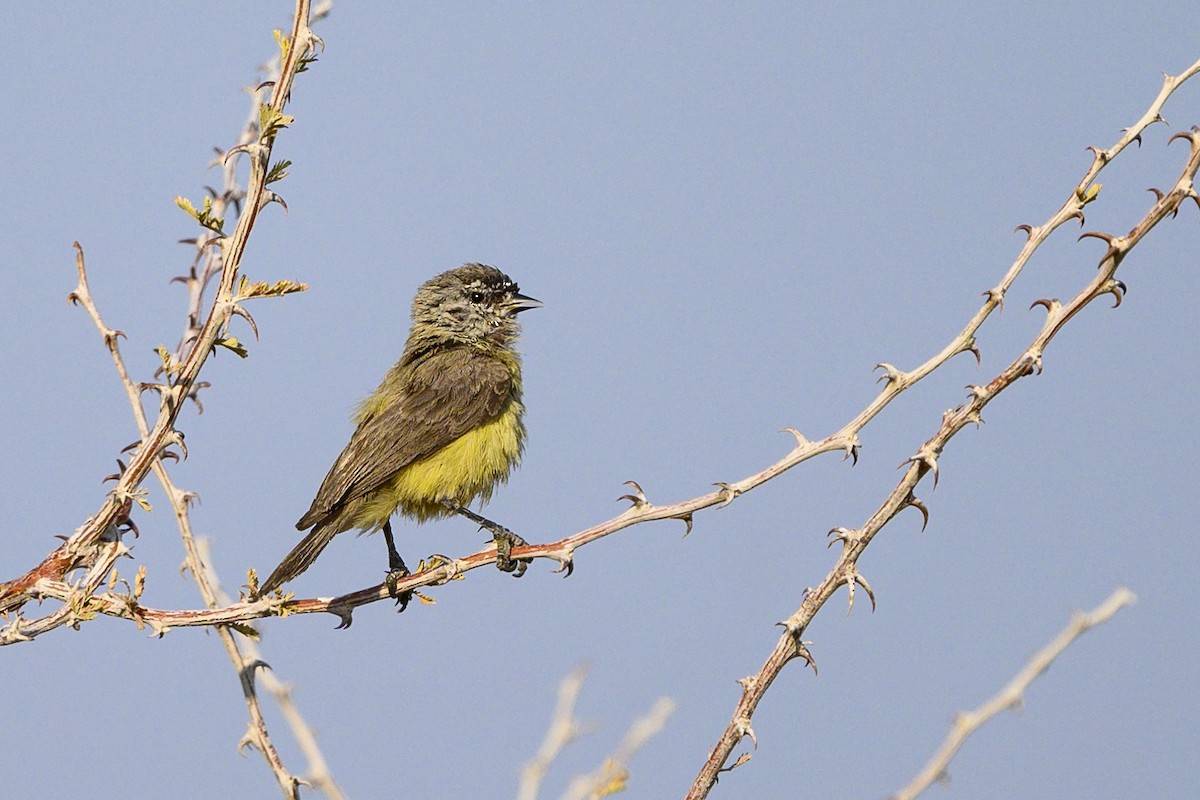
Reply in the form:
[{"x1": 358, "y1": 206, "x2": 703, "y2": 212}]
[
  {"x1": 385, "y1": 566, "x2": 412, "y2": 612},
  {"x1": 491, "y1": 528, "x2": 532, "y2": 577}
]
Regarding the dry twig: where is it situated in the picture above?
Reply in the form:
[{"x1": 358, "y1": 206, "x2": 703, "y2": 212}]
[{"x1": 892, "y1": 588, "x2": 1136, "y2": 800}]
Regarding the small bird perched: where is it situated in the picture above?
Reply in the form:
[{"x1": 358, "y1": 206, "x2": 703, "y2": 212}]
[{"x1": 259, "y1": 263, "x2": 541, "y2": 600}]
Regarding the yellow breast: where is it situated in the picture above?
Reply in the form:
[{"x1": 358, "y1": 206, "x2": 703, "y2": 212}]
[{"x1": 354, "y1": 400, "x2": 526, "y2": 526}]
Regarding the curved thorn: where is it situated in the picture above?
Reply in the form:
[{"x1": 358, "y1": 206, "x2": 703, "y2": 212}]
[
  {"x1": 619, "y1": 482, "x2": 648, "y2": 501},
  {"x1": 553, "y1": 556, "x2": 575, "y2": 578},
  {"x1": 905, "y1": 452, "x2": 940, "y2": 488},
  {"x1": 1029, "y1": 298, "x2": 1056, "y2": 312},
  {"x1": 1078, "y1": 230, "x2": 1115, "y2": 245},
  {"x1": 1106, "y1": 279, "x2": 1127, "y2": 308},
  {"x1": 874, "y1": 362, "x2": 904, "y2": 385},
  {"x1": 677, "y1": 512, "x2": 694, "y2": 537},
  {"x1": 855, "y1": 572, "x2": 877, "y2": 612},
  {"x1": 1168, "y1": 130, "x2": 1197, "y2": 147},
  {"x1": 1013, "y1": 223, "x2": 1033, "y2": 238},
  {"x1": 963, "y1": 338, "x2": 981, "y2": 367},
  {"x1": 826, "y1": 527, "x2": 856, "y2": 548},
  {"x1": 908, "y1": 495, "x2": 930, "y2": 531},
  {"x1": 1147, "y1": 187, "x2": 1165, "y2": 202},
  {"x1": 781, "y1": 427, "x2": 809, "y2": 447},
  {"x1": 743, "y1": 724, "x2": 758, "y2": 749},
  {"x1": 232, "y1": 304, "x2": 260, "y2": 340},
  {"x1": 842, "y1": 436, "x2": 861, "y2": 465},
  {"x1": 798, "y1": 643, "x2": 817, "y2": 675},
  {"x1": 713, "y1": 482, "x2": 739, "y2": 508}
]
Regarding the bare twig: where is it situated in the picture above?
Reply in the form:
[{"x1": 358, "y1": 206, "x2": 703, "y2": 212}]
[
  {"x1": 559, "y1": 697, "x2": 675, "y2": 800},
  {"x1": 892, "y1": 588, "x2": 1137, "y2": 800},
  {"x1": 516, "y1": 666, "x2": 673, "y2": 800},
  {"x1": 519, "y1": 665, "x2": 590, "y2": 800},
  {"x1": 201, "y1": 540, "x2": 347, "y2": 800}
]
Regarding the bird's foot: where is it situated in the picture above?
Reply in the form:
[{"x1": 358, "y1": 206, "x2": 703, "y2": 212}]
[
  {"x1": 385, "y1": 568, "x2": 412, "y2": 611},
  {"x1": 385, "y1": 551, "x2": 412, "y2": 611},
  {"x1": 491, "y1": 527, "x2": 532, "y2": 578},
  {"x1": 441, "y1": 499, "x2": 532, "y2": 577}
]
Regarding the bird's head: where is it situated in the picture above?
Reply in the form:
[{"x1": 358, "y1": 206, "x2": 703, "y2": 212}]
[{"x1": 410, "y1": 263, "x2": 540, "y2": 346}]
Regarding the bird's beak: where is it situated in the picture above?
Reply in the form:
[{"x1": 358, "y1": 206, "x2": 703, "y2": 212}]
[{"x1": 510, "y1": 292, "x2": 543, "y2": 313}]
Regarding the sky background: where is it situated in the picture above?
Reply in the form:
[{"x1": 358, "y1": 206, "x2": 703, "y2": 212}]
[{"x1": 2, "y1": 3, "x2": 1198, "y2": 799}]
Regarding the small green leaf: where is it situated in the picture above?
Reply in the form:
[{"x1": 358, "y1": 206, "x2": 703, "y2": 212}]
[
  {"x1": 258, "y1": 104, "x2": 294, "y2": 141},
  {"x1": 175, "y1": 196, "x2": 198, "y2": 219},
  {"x1": 175, "y1": 195, "x2": 224, "y2": 234},
  {"x1": 155, "y1": 344, "x2": 182, "y2": 375},
  {"x1": 215, "y1": 337, "x2": 249, "y2": 358},
  {"x1": 273, "y1": 29, "x2": 290, "y2": 62},
  {"x1": 1076, "y1": 182, "x2": 1102, "y2": 205},
  {"x1": 227, "y1": 622, "x2": 261, "y2": 641},
  {"x1": 265, "y1": 159, "x2": 292, "y2": 184},
  {"x1": 238, "y1": 277, "x2": 309, "y2": 299}
]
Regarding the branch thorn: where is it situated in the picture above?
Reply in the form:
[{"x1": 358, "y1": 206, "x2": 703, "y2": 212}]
[
  {"x1": 874, "y1": 362, "x2": 905, "y2": 386},
  {"x1": 906, "y1": 493, "x2": 930, "y2": 531},
  {"x1": 781, "y1": 427, "x2": 809, "y2": 447},
  {"x1": 713, "y1": 482, "x2": 740, "y2": 508},
  {"x1": 617, "y1": 480, "x2": 649, "y2": 509},
  {"x1": 1104, "y1": 278, "x2": 1127, "y2": 308}
]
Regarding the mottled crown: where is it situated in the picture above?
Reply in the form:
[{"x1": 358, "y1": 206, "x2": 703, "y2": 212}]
[{"x1": 408, "y1": 263, "x2": 538, "y2": 346}]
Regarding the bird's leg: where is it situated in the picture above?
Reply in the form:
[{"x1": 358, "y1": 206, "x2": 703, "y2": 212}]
[
  {"x1": 441, "y1": 499, "x2": 531, "y2": 577},
  {"x1": 382, "y1": 519, "x2": 412, "y2": 610}
]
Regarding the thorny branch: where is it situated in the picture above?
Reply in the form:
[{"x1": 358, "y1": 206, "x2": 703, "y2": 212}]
[
  {"x1": 14, "y1": 84, "x2": 1200, "y2": 636},
  {"x1": 0, "y1": 0, "x2": 319, "y2": 630},
  {"x1": 683, "y1": 62, "x2": 1200, "y2": 800},
  {"x1": 6, "y1": 60, "x2": 1200, "y2": 641},
  {"x1": 891, "y1": 588, "x2": 1136, "y2": 800},
  {"x1": 0, "y1": 2, "x2": 333, "y2": 797},
  {"x1": 0, "y1": 24, "x2": 1193, "y2": 800}
]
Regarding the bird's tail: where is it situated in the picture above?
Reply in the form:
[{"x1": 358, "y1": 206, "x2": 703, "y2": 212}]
[{"x1": 258, "y1": 525, "x2": 337, "y2": 596}]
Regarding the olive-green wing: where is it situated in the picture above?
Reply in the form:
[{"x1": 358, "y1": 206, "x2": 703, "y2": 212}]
[{"x1": 297, "y1": 348, "x2": 513, "y2": 531}]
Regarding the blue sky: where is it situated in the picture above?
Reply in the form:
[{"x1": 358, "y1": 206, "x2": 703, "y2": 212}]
[{"x1": 2, "y1": 4, "x2": 1198, "y2": 798}]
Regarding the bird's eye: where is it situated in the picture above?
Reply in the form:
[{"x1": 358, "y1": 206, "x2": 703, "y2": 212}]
[{"x1": 468, "y1": 291, "x2": 485, "y2": 303}]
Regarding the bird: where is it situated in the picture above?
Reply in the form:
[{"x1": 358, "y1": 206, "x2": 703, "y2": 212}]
[{"x1": 258, "y1": 263, "x2": 540, "y2": 601}]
